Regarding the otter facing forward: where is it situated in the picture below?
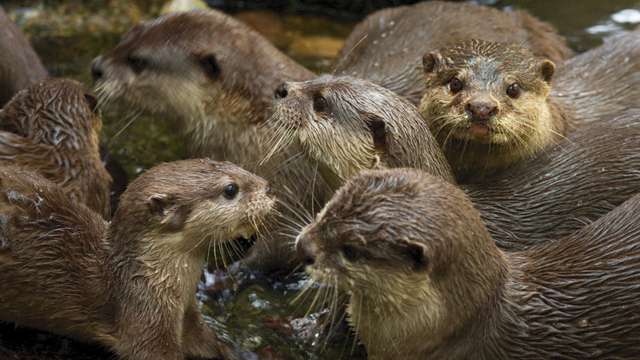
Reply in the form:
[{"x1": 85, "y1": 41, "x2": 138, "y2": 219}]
[
  {"x1": 420, "y1": 40, "x2": 570, "y2": 178},
  {"x1": 0, "y1": 159, "x2": 274, "y2": 360},
  {"x1": 334, "y1": 1, "x2": 572, "y2": 105},
  {"x1": 298, "y1": 169, "x2": 640, "y2": 359}
]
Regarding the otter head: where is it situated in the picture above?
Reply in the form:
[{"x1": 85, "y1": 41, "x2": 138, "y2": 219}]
[
  {"x1": 420, "y1": 39, "x2": 556, "y2": 174},
  {"x1": 111, "y1": 159, "x2": 274, "y2": 267},
  {"x1": 0, "y1": 78, "x2": 111, "y2": 216},
  {"x1": 296, "y1": 168, "x2": 506, "y2": 356},
  {"x1": 92, "y1": 10, "x2": 313, "y2": 155},
  {"x1": 268, "y1": 75, "x2": 453, "y2": 190}
]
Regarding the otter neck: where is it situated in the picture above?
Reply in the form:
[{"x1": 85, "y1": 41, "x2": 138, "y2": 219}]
[
  {"x1": 349, "y1": 241, "x2": 510, "y2": 359},
  {"x1": 107, "y1": 227, "x2": 206, "y2": 315}
]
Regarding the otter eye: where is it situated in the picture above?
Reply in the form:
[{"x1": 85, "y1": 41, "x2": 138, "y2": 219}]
[
  {"x1": 200, "y1": 54, "x2": 221, "y2": 80},
  {"x1": 312, "y1": 93, "x2": 328, "y2": 113},
  {"x1": 506, "y1": 83, "x2": 521, "y2": 99},
  {"x1": 342, "y1": 245, "x2": 358, "y2": 261},
  {"x1": 449, "y1": 77, "x2": 463, "y2": 94},
  {"x1": 127, "y1": 55, "x2": 148, "y2": 74},
  {"x1": 223, "y1": 183, "x2": 239, "y2": 200}
]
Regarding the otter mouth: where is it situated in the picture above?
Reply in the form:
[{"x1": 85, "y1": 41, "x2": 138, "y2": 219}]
[{"x1": 230, "y1": 233, "x2": 258, "y2": 255}]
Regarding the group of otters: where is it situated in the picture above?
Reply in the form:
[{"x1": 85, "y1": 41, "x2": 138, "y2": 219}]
[{"x1": 1, "y1": 1, "x2": 640, "y2": 359}]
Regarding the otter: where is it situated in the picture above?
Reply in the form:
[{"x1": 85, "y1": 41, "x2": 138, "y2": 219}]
[
  {"x1": 552, "y1": 28, "x2": 640, "y2": 125},
  {"x1": 420, "y1": 39, "x2": 570, "y2": 178},
  {"x1": 297, "y1": 168, "x2": 640, "y2": 359},
  {"x1": 420, "y1": 31, "x2": 640, "y2": 179},
  {"x1": 92, "y1": 9, "x2": 330, "y2": 270},
  {"x1": 333, "y1": 1, "x2": 572, "y2": 105},
  {"x1": 0, "y1": 159, "x2": 274, "y2": 360},
  {"x1": 269, "y1": 75, "x2": 640, "y2": 249},
  {"x1": 0, "y1": 6, "x2": 48, "y2": 107},
  {"x1": 0, "y1": 79, "x2": 112, "y2": 218}
]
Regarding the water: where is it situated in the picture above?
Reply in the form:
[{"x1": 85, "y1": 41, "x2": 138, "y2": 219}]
[{"x1": 1, "y1": 0, "x2": 639, "y2": 359}]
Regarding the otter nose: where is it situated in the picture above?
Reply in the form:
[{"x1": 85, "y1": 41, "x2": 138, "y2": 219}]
[
  {"x1": 91, "y1": 56, "x2": 104, "y2": 82},
  {"x1": 465, "y1": 101, "x2": 498, "y2": 123},
  {"x1": 296, "y1": 235, "x2": 316, "y2": 266},
  {"x1": 274, "y1": 82, "x2": 289, "y2": 99}
]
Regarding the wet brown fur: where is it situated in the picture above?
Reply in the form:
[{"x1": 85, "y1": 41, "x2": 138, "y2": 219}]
[
  {"x1": 419, "y1": 39, "x2": 571, "y2": 179},
  {"x1": 93, "y1": 9, "x2": 330, "y2": 271},
  {"x1": 0, "y1": 6, "x2": 48, "y2": 107},
  {"x1": 268, "y1": 75, "x2": 454, "y2": 188},
  {"x1": 272, "y1": 76, "x2": 640, "y2": 250},
  {"x1": 334, "y1": 1, "x2": 572, "y2": 105},
  {"x1": 0, "y1": 159, "x2": 274, "y2": 360},
  {"x1": 0, "y1": 78, "x2": 112, "y2": 218},
  {"x1": 299, "y1": 168, "x2": 640, "y2": 359}
]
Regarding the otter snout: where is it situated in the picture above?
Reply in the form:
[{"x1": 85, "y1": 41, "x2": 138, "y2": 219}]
[
  {"x1": 296, "y1": 230, "x2": 316, "y2": 266},
  {"x1": 91, "y1": 56, "x2": 104, "y2": 82},
  {"x1": 465, "y1": 99, "x2": 498, "y2": 123}
]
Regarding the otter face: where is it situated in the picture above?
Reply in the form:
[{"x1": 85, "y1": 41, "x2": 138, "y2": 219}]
[
  {"x1": 92, "y1": 11, "x2": 272, "y2": 138},
  {"x1": 115, "y1": 159, "x2": 274, "y2": 265},
  {"x1": 296, "y1": 169, "x2": 441, "y2": 294},
  {"x1": 269, "y1": 75, "x2": 429, "y2": 188},
  {"x1": 296, "y1": 168, "x2": 500, "y2": 353},
  {"x1": 420, "y1": 40, "x2": 555, "y2": 148}
]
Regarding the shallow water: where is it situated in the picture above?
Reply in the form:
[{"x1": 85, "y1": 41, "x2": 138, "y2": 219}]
[{"x1": 2, "y1": 0, "x2": 640, "y2": 359}]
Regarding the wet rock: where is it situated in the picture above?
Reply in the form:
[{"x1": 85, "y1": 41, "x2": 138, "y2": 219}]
[{"x1": 161, "y1": 0, "x2": 208, "y2": 14}]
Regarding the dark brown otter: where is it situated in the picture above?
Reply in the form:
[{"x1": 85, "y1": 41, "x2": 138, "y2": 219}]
[
  {"x1": 420, "y1": 30, "x2": 640, "y2": 179},
  {"x1": 92, "y1": 9, "x2": 330, "y2": 270},
  {"x1": 269, "y1": 75, "x2": 640, "y2": 250},
  {"x1": 0, "y1": 78, "x2": 112, "y2": 218},
  {"x1": 420, "y1": 40, "x2": 570, "y2": 178},
  {"x1": 0, "y1": 159, "x2": 274, "y2": 360},
  {"x1": 552, "y1": 28, "x2": 640, "y2": 125},
  {"x1": 0, "y1": 6, "x2": 48, "y2": 107},
  {"x1": 298, "y1": 168, "x2": 640, "y2": 359},
  {"x1": 333, "y1": 1, "x2": 573, "y2": 105}
]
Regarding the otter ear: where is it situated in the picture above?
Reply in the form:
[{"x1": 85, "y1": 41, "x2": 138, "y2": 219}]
[
  {"x1": 199, "y1": 54, "x2": 221, "y2": 80},
  {"x1": 363, "y1": 113, "x2": 387, "y2": 153},
  {"x1": 538, "y1": 60, "x2": 555, "y2": 83},
  {"x1": 398, "y1": 240, "x2": 429, "y2": 271},
  {"x1": 148, "y1": 194, "x2": 187, "y2": 231},
  {"x1": 422, "y1": 52, "x2": 443, "y2": 74}
]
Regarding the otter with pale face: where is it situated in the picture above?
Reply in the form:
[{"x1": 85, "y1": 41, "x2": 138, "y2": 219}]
[
  {"x1": 92, "y1": 9, "x2": 328, "y2": 270},
  {"x1": 298, "y1": 168, "x2": 640, "y2": 359},
  {"x1": 269, "y1": 75, "x2": 454, "y2": 189},
  {"x1": 420, "y1": 39, "x2": 570, "y2": 178},
  {"x1": 0, "y1": 159, "x2": 274, "y2": 360},
  {"x1": 0, "y1": 79, "x2": 112, "y2": 218}
]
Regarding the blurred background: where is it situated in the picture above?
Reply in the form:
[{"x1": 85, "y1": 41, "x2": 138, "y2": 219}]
[{"x1": 1, "y1": 1, "x2": 639, "y2": 359}]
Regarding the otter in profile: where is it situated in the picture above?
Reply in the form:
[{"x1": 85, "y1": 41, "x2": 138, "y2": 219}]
[
  {"x1": 0, "y1": 159, "x2": 274, "y2": 360},
  {"x1": 298, "y1": 168, "x2": 640, "y2": 359},
  {"x1": 420, "y1": 40, "x2": 569, "y2": 177},
  {"x1": 92, "y1": 9, "x2": 329, "y2": 270},
  {"x1": 270, "y1": 75, "x2": 454, "y2": 189},
  {"x1": 0, "y1": 6, "x2": 48, "y2": 107},
  {"x1": 334, "y1": 1, "x2": 572, "y2": 105},
  {"x1": 420, "y1": 32, "x2": 640, "y2": 179},
  {"x1": 269, "y1": 75, "x2": 640, "y2": 249},
  {"x1": 0, "y1": 79, "x2": 112, "y2": 218}
]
